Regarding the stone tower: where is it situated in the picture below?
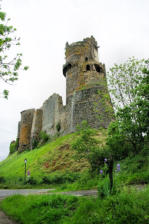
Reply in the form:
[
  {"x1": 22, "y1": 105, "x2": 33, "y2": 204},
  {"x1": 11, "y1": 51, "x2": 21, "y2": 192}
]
[
  {"x1": 63, "y1": 36, "x2": 113, "y2": 132},
  {"x1": 63, "y1": 36, "x2": 106, "y2": 103},
  {"x1": 16, "y1": 36, "x2": 113, "y2": 151}
]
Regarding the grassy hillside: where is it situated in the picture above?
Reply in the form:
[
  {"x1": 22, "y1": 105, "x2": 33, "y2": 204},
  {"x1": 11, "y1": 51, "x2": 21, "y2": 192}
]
[
  {"x1": 0, "y1": 128, "x2": 149, "y2": 190},
  {"x1": 0, "y1": 129, "x2": 107, "y2": 188},
  {"x1": 0, "y1": 129, "x2": 149, "y2": 223}
]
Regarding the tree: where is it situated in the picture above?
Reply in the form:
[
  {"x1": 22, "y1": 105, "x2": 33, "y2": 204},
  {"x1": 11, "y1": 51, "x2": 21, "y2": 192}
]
[
  {"x1": 73, "y1": 59, "x2": 149, "y2": 194},
  {"x1": 114, "y1": 63, "x2": 149, "y2": 153},
  {"x1": 103, "y1": 62, "x2": 149, "y2": 192},
  {"x1": 72, "y1": 121, "x2": 105, "y2": 173},
  {"x1": 0, "y1": 10, "x2": 28, "y2": 99},
  {"x1": 108, "y1": 57, "x2": 148, "y2": 109}
]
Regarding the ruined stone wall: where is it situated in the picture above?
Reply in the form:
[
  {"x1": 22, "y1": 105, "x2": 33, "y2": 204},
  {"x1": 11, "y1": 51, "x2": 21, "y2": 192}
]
[
  {"x1": 16, "y1": 36, "x2": 114, "y2": 152},
  {"x1": 18, "y1": 109, "x2": 35, "y2": 152},
  {"x1": 42, "y1": 93, "x2": 69, "y2": 136},
  {"x1": 30, "y1": 109, "x2": 43, "y2": 149}
]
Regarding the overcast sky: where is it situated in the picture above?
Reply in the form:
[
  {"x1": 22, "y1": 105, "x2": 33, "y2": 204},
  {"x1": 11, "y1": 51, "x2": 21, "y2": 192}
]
[{"x1": 0, "y1": 0, "x2": 149, "y2": 161}]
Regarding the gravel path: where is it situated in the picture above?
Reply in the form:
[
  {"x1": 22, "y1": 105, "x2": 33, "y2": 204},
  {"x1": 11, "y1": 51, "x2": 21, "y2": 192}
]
[
  {"x1": 0, "y1": 189, "x2": 52, "y2": 200},
  {"x1": 60, "y1": 189, "x2": 98, "y2": 197}
]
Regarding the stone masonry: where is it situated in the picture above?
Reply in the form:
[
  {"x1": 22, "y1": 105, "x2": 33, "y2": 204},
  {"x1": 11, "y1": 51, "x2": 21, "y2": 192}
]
[{"x1": 17, "y1": 36, "x2": 114, "y2": 151}]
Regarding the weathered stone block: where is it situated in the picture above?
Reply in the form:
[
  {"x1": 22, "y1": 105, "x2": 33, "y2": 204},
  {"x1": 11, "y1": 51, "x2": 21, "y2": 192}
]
[
  {"x1": 18, "y1": 109, "x2": 35, "y2": 152},
  {"x1": 30, "y1": 109, "x2": 43, "y2": 149}
]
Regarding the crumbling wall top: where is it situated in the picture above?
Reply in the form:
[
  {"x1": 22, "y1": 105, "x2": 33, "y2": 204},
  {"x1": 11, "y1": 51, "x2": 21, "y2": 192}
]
[{"x1": 65, "y1": 36, "x2": 99, "y2": 59}]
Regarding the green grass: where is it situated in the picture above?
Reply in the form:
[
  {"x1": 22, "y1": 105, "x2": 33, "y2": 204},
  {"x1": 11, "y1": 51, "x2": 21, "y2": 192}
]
[
  {"x1": 1, "y1": 187, "x2": 149, "y2": 224},
  {"x1": 0, "y1": 133, "x2": 90, "y2": 187},
  {"x1": 0, "y1": 194, "x2": 80, "y2": 224},
  {"x1": 115, "y1": 150, "x2": 149, "y2": 186},
  {"x1": 0, "y1": 129, "x2": 149, "y2": 191}
]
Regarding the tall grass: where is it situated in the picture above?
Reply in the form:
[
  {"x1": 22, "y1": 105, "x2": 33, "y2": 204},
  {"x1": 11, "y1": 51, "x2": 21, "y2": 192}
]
[{"x1": 1, "y1": 187, "x2": 149, "y2": 224}]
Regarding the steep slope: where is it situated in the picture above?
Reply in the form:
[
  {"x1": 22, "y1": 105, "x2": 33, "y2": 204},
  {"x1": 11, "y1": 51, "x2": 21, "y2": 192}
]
[{"x1": 0, "y1": 130, "x2": 107, "y2": 187}]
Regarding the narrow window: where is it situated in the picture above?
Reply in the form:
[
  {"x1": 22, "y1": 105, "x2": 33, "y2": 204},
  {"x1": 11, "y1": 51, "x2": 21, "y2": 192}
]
[
  {"x1": 86, "y1": 64, "x2": 90, "y2": 71},
  {"x1": 94, "y1": 64, "x2": 101, "y2": 73},
  {"x1": 85, "y1": 57, "x2": 88, "y2": 62}
]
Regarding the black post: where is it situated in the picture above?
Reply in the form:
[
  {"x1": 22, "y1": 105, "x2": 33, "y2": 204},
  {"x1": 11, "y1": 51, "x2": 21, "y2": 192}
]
[
  {"x1": 108, "y1": 159, "x2": 114, "y2": 193},
  {"x1": 24, "y1": 159, "x2": 27, "y2": 183}
]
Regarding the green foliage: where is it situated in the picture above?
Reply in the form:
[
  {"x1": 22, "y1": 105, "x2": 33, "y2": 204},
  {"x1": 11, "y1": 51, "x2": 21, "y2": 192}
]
[
  {"x1": 0, "y1": 133, "x2": 89, "y2": 188},
  {"x1": 26, "y1": 177, "x2": 37, "y2": 185},
  {"x1": 108, "y1": 64, "x2": 149, "y2": 154},
  {"x1": 0, "y1": 10, "x2": 28, "y2": 99},
  {"x1": 2, "y1": 189, "x2": 149, "y2": 224},
  {"x1": 0, "y1": 194, "x2": 79, "y2": 224},
  {"x1": 41, "y1": 172, "x2": 80, "y2": 185},
  {"x1": 9, "y1": 140, "x2": 18, "y2": 154},
  {"x1": 98, "y1": 177, "x2": 110, "y2": 199},
  {"x1": 72, "y1": 121, "x2": 103, "y2": 173},
  {"x1": 0, "y1": 176, "x2": 5, "y2": 183},
  {"x1": 38, "y1": 131, "x2": 50, "y2": 146},
  {"x1": 108, "y1": 57, "x2": 147, "y2": 108}
]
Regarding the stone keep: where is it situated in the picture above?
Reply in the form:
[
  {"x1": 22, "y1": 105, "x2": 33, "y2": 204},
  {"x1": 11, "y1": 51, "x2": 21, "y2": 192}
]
[
  {"x1": 63, "y1": 36, "x2": 113, "y2": 132},
  {"x1": 17, "y1": 36, "x2": 114, "y2": 151}
]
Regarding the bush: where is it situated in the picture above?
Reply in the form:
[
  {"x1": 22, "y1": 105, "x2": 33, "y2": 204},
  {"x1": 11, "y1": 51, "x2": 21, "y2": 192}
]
[
  {"x1": 98, "y1": 178, "x2": 110, "y2": 199},
  {"x1": 41, "y1": 176, "x2": 51, "y2": 184},
  {"x1": 0, "y1": 176, "x2": 5, "y2": 183},
  {"x1": 41, "y1": 172, "x2": 80, "y2": 185},
  {"x1": 31, "y1": 137, "x2": 39, "y2": 149},
  {"x1": 38, "y1": 131, "x2": 50, "y2": 147},
  {"x1": 26, "y1": 177, "x2": 37, "y2": 185},
  {"x1": 40, "y1": 131, "x2": 49, "y2": 142},
  {"x1": 9, "y1": 140, "x2": 18, "y2": 154},
  {"x1": 69, "y1": 188, "x2": 149, "y2": 224}
]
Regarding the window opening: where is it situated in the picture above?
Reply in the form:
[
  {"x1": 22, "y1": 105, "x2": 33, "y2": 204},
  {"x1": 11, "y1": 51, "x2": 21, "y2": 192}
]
[{"x1": 86, "y1": 64, "x2": 90, "y2": 71}]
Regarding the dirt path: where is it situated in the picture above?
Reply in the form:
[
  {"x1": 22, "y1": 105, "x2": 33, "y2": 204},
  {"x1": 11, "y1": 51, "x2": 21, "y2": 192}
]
[
  {"x1": 0, "y1": 210, "x2": 17, "y2": 224},
  {"x1": 59, "y1": 189, "x2": 98, "y2": 197}
]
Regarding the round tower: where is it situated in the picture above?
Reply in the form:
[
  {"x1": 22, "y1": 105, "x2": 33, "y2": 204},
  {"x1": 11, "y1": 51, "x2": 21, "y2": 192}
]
[
  {"x1": 63, "y1": 36, "x2": 106, "y2": 104},
  {"x1": 63, "y1": 36, "x2": 113, "y2": 131}
]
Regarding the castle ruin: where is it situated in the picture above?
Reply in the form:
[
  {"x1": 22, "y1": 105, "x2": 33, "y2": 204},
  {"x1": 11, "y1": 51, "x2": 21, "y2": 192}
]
[{"x1": 17, "y1": 36, "x2": 113, "y2": 152}]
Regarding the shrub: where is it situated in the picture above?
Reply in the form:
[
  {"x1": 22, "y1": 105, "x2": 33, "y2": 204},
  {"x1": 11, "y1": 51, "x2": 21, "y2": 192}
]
[
  {"x1": 38, "y1": 131, "x2": 50, "y2": 147},
  {"x1": 9, "y1": 140, "x2": 18, "y2": 154},
  {"x1": 41, "y1": 176, "x2": 51, "y2": 184},
  {"x1": 0, "y1": 176, "x2": 5, "y2": 183},
  {"x1": 98, "y1": 178, "x2": 110, "y2": 199},
  {"x1": 40, "y1": 131, "x2": 49, "y2": 142},
  {"x1": 41, "y1": 172, "x2": 80, "y2": 185},
  {"x1": 31, "y1": 137, "x2": 39, "y2": 149},
  {"x1": 26, "y1": 177, "x2": 37, "y2": 185}
]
